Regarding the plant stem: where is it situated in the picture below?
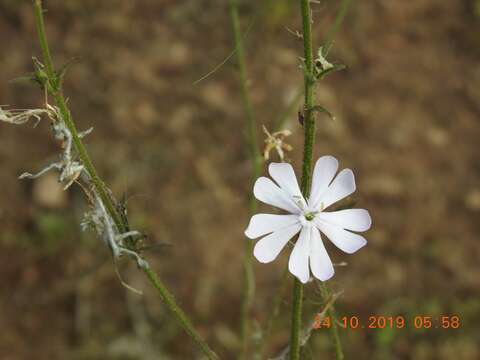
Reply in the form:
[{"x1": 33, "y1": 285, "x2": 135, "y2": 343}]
[
  {"x1": 263, "y1": 1, "x2": 353, "y2": 355},
  {"x1": 33, "y1": 2, "x2": 218, "y2": 358},
  {"x1": 289, "y1": 1, "x2": 316, "y2": 359},
  {"x1": 228, "y1": 0, "x2": 261, "y2": 358},
  {"x1": 33, "y1": 0, "x2": 125, "y2": 237},
  {"x1": 144, "y1": 268, "x2": 219, "y2": 360},
  {"x1": 290, "y1": 1, "x2": 345, "y2": 359}
]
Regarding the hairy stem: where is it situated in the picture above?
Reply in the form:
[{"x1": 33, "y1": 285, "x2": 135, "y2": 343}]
[
  {"x1": 263, "y1": 0, "x2": 353, "y2": 355},
  {"x1": 228, "y1": 0, "x2": 261, "y2": 358},
  {"x1": 289, "y1": 1, "x2": 315, "y2": 359},
  {"x1": 33, "y1": 0, "x2": 125, "y2": 236},
  {"x1": 290, "y1": 1, "x2": 345, "y2": 359},
  {"x1": 33, "y1": 1, "x2": 218, "y2": 358}
]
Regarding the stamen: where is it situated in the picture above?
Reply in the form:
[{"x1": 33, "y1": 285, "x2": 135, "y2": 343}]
[{"x1": 293, "y1": 195, "x2": 308, "y2": 212}]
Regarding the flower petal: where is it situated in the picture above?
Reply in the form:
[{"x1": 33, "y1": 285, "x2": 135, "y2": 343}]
[
  {"x1": 253, "y1": 177, "x2": 300, "y2": 213},
  {"x1": 308, "y1": 156, "x2": 338, "y2": 209},
  {"x1": 288, "y1": 226, "x2": 311, "y2": 284},
  {"x1": 253, "y1": 223, "x2": 301, "y2": 263},
  {"x1": 315, "y1": 220, "x2": 367, "y2": 254},
  {"x1": 309, "y1": 227, "x2": 334, "y2": 281},
  {"x1": 268, "y1": 163, "x2": 304, "y2": 201},
  {"x1": 317, "y1": 209, "x2": 372, "y2": 232},
  {"x1": 245, "y1": 214, "x2": 300, "y2": 239},
  {"x1": 317, "y1": 168, "x2": 356, "y2": 210}
]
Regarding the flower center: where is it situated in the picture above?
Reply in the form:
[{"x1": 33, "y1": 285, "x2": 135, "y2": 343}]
[
  {"x1": 304, "y1": 212, "x2": 315, "y2": 221},
  {"x1": 298, "y1": 210, "x2": 318, "y2": 227}
]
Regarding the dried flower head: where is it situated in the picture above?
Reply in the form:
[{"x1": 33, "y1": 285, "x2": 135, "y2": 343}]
[
  {"x1": 263, "y1": 125, "x2": 293, "y2": 162},
  {"x1": 0, "y1": 106, "x2": 47, "y2": 126}
]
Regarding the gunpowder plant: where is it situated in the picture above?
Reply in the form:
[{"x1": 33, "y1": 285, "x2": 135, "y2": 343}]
[{"x1": 0, "y1": 0, "x2": 366, "y2": 358}]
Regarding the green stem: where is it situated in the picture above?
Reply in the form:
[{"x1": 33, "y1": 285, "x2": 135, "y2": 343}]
[
  {"x1": 33, "y1": 0, "x2": 125, "y2": 236},
  {"x1": 289, "y1": 278, "x2": 304, "y2": 360},
  {"x1": 228, "y1": 0, "x2": 261, "y2": 358},
  {"x1": 299, "y1": 0, "x2": 316, "y2": 195},
  {"x1": 263, "y1": 1, "x2": 353, "y2": 355},
  {"x1": 291, "y1": 1, "x2": 345, "y2": 359},
  {"x1": 33, "y1": 2, "x2": 218, "y2": 358},
  {"x1": 289, "y1": 1, "x2": 316, "y2": 359},
  {"x1": 144, "y1": 268, "x2": 219, "y2": 360}
]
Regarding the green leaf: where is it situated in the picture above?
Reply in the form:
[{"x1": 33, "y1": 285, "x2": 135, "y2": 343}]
[
  {"x1": 8, "y1": 73, "x2": 40, "y2": 86},
  {"x1": 56, "y1": 57, "x2": 79, "y2": 86},
  {"x1": 310, "y1": 105, "x2": 335, "y2": 121}
]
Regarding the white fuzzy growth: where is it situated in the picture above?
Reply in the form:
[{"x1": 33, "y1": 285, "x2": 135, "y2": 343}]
[
  {"x1": 17, "y1": 105, "x2": 90, "y2": 190},
  {"x1": 84, "y1": 194, "x2": 148, "y2": 270},
  {"x1": 315, "y1": 46, "x2": 334, "y2": 71}
]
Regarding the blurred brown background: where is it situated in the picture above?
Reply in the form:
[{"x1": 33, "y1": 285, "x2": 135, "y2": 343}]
[{"x1": 1, "y1": 0, "x2": 479, "y2": 359}]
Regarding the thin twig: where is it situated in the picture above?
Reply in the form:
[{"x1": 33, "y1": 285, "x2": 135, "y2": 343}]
[
  {"x1": 324, "y1": 0, "x2": 353, "y2": 55},
  {"x1": 193, "y1": 19, "x2": 255, "y2": 85},
  {"x1": 228, "y1": 0, "x2": 262, "y2": 358}
]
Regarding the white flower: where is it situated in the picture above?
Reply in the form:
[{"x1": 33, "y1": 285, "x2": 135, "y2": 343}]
[{"x1": 245, "y1": 155, "x2": 371, "y2": 283}]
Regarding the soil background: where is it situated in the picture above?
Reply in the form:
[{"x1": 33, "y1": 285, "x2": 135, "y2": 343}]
[{"x1": 0, "y1": 0, "x2": 479, "y2": 359}]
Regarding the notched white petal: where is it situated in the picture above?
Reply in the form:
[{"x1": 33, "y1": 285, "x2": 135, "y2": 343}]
[
  {"x1": 245, "y1": 214, "x2": 299, "y2": 239},
  {"x1": 288, "y1": 226, "x2": 311, "y2": 284},
  {"x1": 309, "y1": 155, "x2": 339, "y2": 209},
  {"x1": 253, "y1": 223, "x2": 301, "y2": 263},
  {"x1": 318, "y1": 209, "x2": 372, "y2": 232},
  {"x1": 268, "y1": 162, "x2": 303, "y2": 199},
  {"x1": 253, "y1": 177, "x2": 299, "y2": 213},
  {"x1": 316, "y1": 220, "x2": 367, "y2": 254},
  {"x1": 309, "y1": 227, "x2": 334, "y2": 281},
  {"x1": 318, "y1": 168, "x2": 356, "y2": 209}
]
